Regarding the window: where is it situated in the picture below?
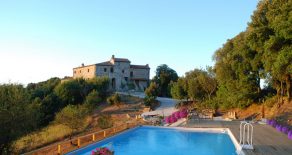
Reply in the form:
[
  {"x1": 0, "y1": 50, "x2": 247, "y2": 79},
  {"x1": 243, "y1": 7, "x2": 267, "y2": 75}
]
[
  {"x1": 104, "y1": 68, "x2": 107, "y2": 72},
  {"x1": 74, "y1": 71, "x2": 76, "y2": 74},
  {"x1": 122, "y1": 70, "x2": 125, "y2": 73},
  {"x1": 80, "y1": 70, "x2": 81, "y2": 73},
  {"x1": 124, "y1": 77, "x2": 128, "y2": 81},
  {"x1": 130, "y1": 71, "x2": 133, "y2": 77},
  {"x1": 88, "y1": 69, "x2": 90, "y2": 72},
  {"x1": 110, "y1": 67, "x2": 114, "y2": 73}
]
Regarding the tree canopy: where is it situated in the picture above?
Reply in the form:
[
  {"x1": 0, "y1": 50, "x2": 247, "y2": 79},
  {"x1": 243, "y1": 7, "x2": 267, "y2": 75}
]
[{"x1": 152, "y1": 64, "x2": 178, "y2": 97}]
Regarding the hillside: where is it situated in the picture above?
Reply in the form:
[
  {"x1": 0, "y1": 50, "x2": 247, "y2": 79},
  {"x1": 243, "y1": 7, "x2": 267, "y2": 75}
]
[{"x1": 230, "y1": 98, "x2": 292, "y2": 126}]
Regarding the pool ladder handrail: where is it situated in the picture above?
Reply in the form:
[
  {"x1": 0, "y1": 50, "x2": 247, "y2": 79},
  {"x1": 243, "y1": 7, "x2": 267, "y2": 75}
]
[{"x1": 239, "y1": 121, "x2": 254, "y2": 150}]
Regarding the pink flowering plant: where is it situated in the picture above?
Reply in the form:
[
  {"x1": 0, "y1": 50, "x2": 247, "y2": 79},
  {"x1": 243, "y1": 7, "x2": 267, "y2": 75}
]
[
  {"x1": 91, "y1": 147, "x2": 114, "y2": 155},
  {"x1": 164, "y1": 109, "x2": 188, "y2": 124}
]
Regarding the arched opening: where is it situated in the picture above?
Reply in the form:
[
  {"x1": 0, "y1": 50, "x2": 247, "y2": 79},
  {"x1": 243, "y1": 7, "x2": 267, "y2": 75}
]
[{"x1": 112, "y1": 78, "x2": 116, "y2": 89}]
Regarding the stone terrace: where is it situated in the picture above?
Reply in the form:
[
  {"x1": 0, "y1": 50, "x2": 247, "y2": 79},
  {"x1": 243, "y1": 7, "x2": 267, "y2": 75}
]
[{"x1": 184, "y1": 119, "x2": 292, "y2": 155}]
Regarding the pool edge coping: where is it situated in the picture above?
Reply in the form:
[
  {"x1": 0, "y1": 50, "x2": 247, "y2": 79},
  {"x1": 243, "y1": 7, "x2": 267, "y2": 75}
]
[{"x1": 66, "y1": 125, "x2": 244, "y2": 155}]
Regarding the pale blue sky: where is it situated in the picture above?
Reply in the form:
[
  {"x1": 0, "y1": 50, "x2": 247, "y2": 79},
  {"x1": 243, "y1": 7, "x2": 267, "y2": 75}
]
[{"x1": 0, "y1": 0, "x2": 258, "y2": 84}]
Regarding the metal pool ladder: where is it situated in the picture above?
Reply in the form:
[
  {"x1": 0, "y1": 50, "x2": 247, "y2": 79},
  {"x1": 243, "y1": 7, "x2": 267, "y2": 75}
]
[{"x1": 239, "y1": 121, "x2": 254, "y2": 150}]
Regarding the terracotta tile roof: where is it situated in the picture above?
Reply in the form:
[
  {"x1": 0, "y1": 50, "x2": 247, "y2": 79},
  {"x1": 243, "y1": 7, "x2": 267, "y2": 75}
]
[
  {"x1": 130, "y1": 65, "x2": 150, "y2": 69},
  {"x1": 113, "y1": 58, "x2": 131, "y2": 62},
  {"x1": 96, "y1": 61, "x2": 113, "y2": 66}
]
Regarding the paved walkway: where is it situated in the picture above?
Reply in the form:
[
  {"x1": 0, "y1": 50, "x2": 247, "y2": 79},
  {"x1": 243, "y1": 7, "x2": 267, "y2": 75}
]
[
  {"x1": 185, "y1": 119, "x2": 292, "y2": 155},
  {"x1": 118, "y1": 91, "x2": 178, "y2": 117}
]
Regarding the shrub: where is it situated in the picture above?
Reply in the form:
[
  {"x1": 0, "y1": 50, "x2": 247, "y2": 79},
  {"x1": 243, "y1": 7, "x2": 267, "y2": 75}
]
[
  {"x1": 268, "y1": 119, "x2": 277, "y2": 127},
  {"x1": 97, "y1": 115, "x2": 113, "y2": 129},
  {"x1": 164, "y1": 116, "x2": 170, "y2": 124},
  {"x1": 179, "y1": 109, "x2": 188, "y2": 118},
  {"x1": 91, "y1": 147, "x2": 113, "y2": 155},
  {"x1": 85, "y1": 90, "x2": 102, "y2": 106},
  {"x1": 281, "y1": 127, "x2": 289, "y2": 134},
  {"x1": 174, "y1": 111, "x2": 181, "y2": 119},
  {"x1": 143, "y1": 96, "x2": 155, "y2": 107},
  {"x1": 288, "y1": 130, "x2": 292, "y2": 140},
  {"x1": 276, "y1": 125, "x2": 282, "y2": 132},
  {"x1": 55, "y1": 104, "x2": 89, "y2": 132},
  {"x1": 170, "y1": 116, "x2": 177, "y2": 123},
  {"x1": 107, "y1": 93, "x2": 121, "y2": 106}
]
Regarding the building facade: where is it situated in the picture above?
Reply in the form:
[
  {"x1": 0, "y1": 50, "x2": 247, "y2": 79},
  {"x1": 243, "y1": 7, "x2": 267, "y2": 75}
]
[{"x1": 73, "y1": 55, "x2": 150, "y2": 91}]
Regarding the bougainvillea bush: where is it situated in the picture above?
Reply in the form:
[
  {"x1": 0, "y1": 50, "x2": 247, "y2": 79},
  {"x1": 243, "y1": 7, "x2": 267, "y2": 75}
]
[
  {"x1": 164, "y1": 109, "x2": 188, "y2": 124},
  {"x1": 91, "y1": 147, "x2": 113, "y2": 155}
]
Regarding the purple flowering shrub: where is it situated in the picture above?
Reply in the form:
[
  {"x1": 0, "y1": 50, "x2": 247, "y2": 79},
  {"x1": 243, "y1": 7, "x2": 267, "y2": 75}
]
[
  {"x1": 281, "y1": 126, "x2": 289, "y2": 134},
  {"x1": 267, "y1": 119, "x2": 292, "y2": 140},
  {"x1": 267, "y1": 119, "x2": 277, "y2": 127},
  {"x1": 276, "y1": 125, "x2": 282, "y2": 132},
  {"x1": 288, "y1": 130, "x2": 292, "y2": 140}
]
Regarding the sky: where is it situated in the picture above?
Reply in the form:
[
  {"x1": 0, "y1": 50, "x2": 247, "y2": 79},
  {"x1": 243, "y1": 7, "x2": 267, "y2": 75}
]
[{"x1": 0, "y1": 0, "x2": 259, "y2": 85}]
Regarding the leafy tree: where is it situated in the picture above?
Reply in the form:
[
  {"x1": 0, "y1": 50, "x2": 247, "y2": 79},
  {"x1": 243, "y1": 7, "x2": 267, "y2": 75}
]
[
  {"x1": 213, "y1": 32, "x2": 261, "y2": 108},
  {"x1": 185, "y1": 69, "x2": 205, "y2": 101},
  {"x1": 54, "y1": 80, "x2": 83, "y2": 105},
  {"x1": 171, "y1": 78, "x2": 188, "y2": 100},
  {"x1": 85, "y1": 90, "x2": 102, "y2": 106},
  {"x1": 39, "y1": 93, "x2": 62, "y2": 124},
  {"x1": 246, "y1": 0, "x2": 292, "y2": 101},
  {"x1": 198, "y1": 67, "x2": 217, "y2": 100},
  {"x1": 55, "y1": 104, "x2": 90, "y2": 142},
  {"x1": 27, "y1": 77, "x2": 61, "y2": 100},
  {"x1": 152, "y1": 64, "x2": 178, "y2": 97},
  {"x1": 145, "y1": 82, "x2": 160, "y2": 98},
  {"x1": 0, "y1": 84, "x2": 40, "y2": 154}
]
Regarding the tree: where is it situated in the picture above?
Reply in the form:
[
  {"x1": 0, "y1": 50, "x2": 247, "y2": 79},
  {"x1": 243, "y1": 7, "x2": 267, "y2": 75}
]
[
  {"x1": 0, "y1": 84, "x2": 40, "y2": 154},
  {"x1": 246, "y1": 0, "x2": 292, "y2": 101},
  {"x1": 55, "y1": 104, "x2": 89, "y2": 143},
  {"x1": 198, "y1": 67, "x2": 217, "y2": 100},
  {"x1": 213, "y1": 32, "x2": 261, "y2": 108},
  {"x1": 145, "y1": 82, "x2": 160, "y2": 98},
  {"x1": 85, "y1": 90, "x2": 102, "y2": 106},
  {"x1": 185, "y1": 69, "x2": 205, "y2": 102},
  {"x1": 54, "y1": 80, "x2": 83, "y2": 105},
  {"x1": 171, "y1": 78, "x2": 188, "y2": 100},
  {"x1": 152, "y1": 64, "x2": 178, "y2": 97}
]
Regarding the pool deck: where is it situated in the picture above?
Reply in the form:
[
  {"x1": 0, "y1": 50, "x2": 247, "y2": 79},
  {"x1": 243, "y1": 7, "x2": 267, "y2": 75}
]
[{"x1": 185, "y1": 119, "x2": 292, "y2": 155}]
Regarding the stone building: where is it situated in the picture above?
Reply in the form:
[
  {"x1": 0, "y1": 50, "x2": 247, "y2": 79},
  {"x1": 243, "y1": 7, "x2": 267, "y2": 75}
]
[{"x1": 73, "y1": 55, "x2": 150, "y2": 91}]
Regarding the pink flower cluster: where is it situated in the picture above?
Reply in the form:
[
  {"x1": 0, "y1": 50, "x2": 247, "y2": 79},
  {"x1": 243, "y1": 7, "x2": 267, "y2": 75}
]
[
  {"x1": 164, "y1": 109, "x2": 188, "y2": 124},
  {"x1": 267, "y1": 119, "x2": 292, "y2": 140},
  {"x1": 91, "y1": 147, "x2": 113, "y2": 155}
]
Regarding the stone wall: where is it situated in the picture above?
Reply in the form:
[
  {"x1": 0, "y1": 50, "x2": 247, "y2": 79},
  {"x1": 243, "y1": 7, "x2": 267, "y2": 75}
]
[
  {"x1": 72, "y1": 56, "x2": 150, "y2": 91},
  {"x1": 73, "y1": 65, "x2": 96, "y2": 79}
]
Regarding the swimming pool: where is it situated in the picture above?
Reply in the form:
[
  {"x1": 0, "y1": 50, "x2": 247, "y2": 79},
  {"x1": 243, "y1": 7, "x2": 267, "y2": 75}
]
[{"x1": 66, "y1": 126, "x2": 239, "y2": 155}]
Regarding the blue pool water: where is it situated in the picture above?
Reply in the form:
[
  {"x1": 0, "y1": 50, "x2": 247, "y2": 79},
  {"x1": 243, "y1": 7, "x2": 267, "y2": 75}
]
[{"x1": 66, "y1": 126, "x2": 237, "y2": 155}]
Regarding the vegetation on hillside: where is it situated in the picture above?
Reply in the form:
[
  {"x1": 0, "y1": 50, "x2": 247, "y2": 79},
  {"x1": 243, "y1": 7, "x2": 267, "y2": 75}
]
[
  {"x1": 0, "y1": 77, "x2": 109, "y2": 154},
  {"x1": 168, "y1": 0, "x2": 291, "y2": 110},
  {"x1": 213, "y1": 0, "x2": 291, "y2": 108}
]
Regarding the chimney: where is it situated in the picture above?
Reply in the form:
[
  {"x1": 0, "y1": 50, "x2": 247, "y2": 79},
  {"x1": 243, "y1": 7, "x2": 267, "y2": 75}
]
[
  {"x1": 112, "y1": 55, "x2": 115, "y2": 59},
  {"x1": 81, "y1": 63, "x2": 84, "y2": 67}
]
